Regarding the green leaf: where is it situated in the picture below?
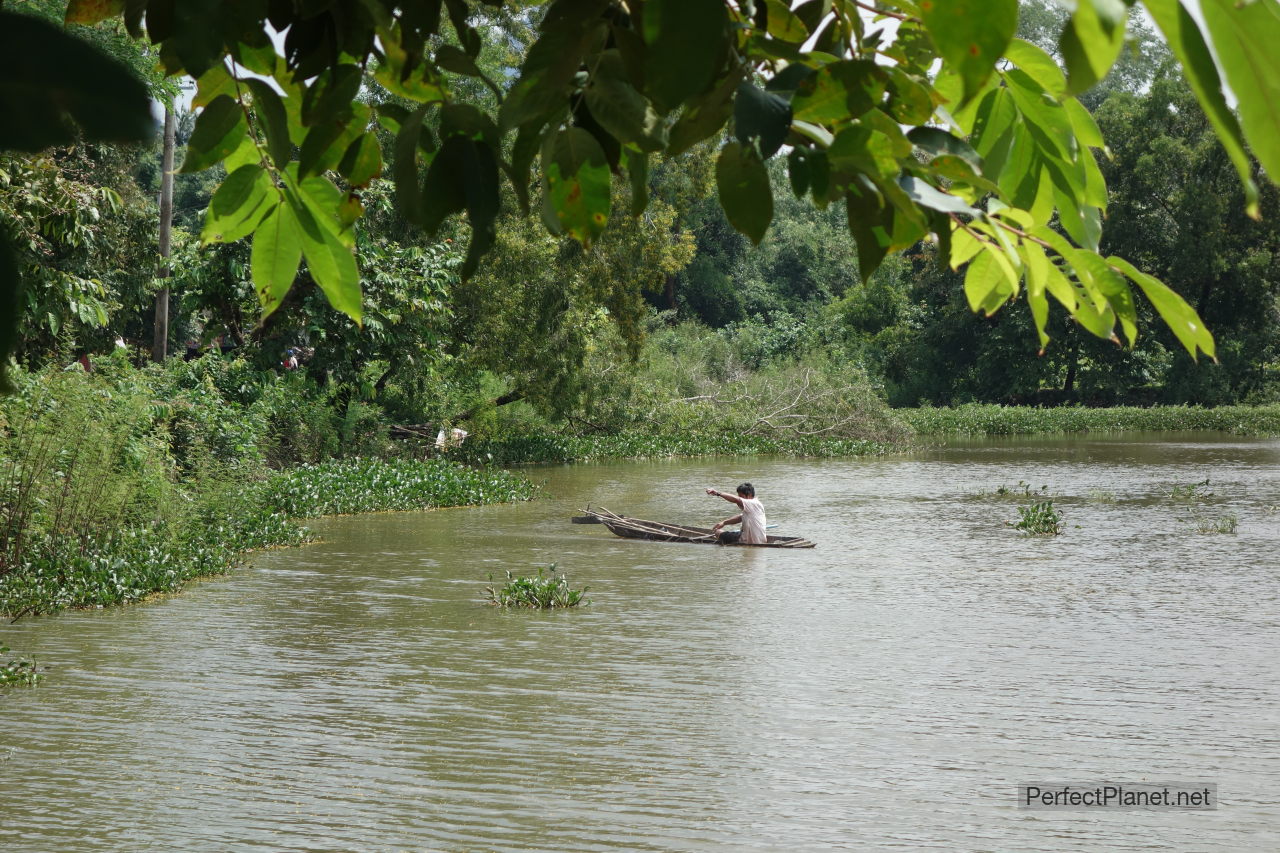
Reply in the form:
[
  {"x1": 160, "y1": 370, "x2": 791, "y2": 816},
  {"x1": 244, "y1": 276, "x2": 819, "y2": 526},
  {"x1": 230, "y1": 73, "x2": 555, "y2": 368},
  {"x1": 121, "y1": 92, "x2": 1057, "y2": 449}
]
[
  {"x1": 440, "y1": 103, "x2": 500, "y2": 147},
  {"x1": 1144, "y1": 0, "x2": 1259, "y2": 218},
  {"x1": 285, "y1": 185, "x2": 362, "y2": 324},
  {"x1": 788, "y1": 147, "x2": 811, "y2": 198},
  {"x1": 908, "y1": 126, "x2": 983, "y2": 172},
  {"x1": 1072, "y1": 249, "x2": 1136, "y2": 345},
  {"x1": 421, "y1": 137, "x2": 469, "y2": 235},
  {"x1": 643, "y1": 0, "x2": 729, "y2": 112},
  {"x1": 338, "y1": 132, "x2": 383, "y2": 186},
  {"x1": 302, "y1": 65, "x2": 361, "y2": 127},
  {"x1": 845, "y1": 181, "x2": 893, "y2": 281},
  {"x1": 298, "y1": 120, "x2": 346, "y2": 178},
  {"x1": 1003, "y1": 69, "x2": 1077, "y2": 160},
  {"x1": 898, "y1": 176, "x2": 978, "y2": 216},
  {"x1": 1059, "y1": 0, "x2": 1126, "y2": 95},
  {"x1": 250, "y1": 201, "x2": 302, "y2": 320},
  {"x1": 918, "y1": 0, "x2": 1018, "y2": 105},
  {"x1": 733, "y1": 82, "x2": 792, "y2": 159},
  {"x1": 1021, "y1": 241, "x2": 1052, "y2": 348},
  {"x1": 791, "y1": 60, "x2": 888, "y2": 125},
  {"x1": 1003, "y1": 38, "x2": 1066, "y2": 98},
  {"x1": 1199, "y1": 0, "x2": 1280, "y2": 195},
  {"x1": 585, "y1": 50, "x2": 667, "y2": 152},
  {"x1": 1063, "y1": 96, "x2": 1106, "y2": 151},
  {"x1": 243, "y1": 79, "x2": 292, "y2": 169},
  {"x1": 499, "y1": 0, "x2": 610, "y2": 129},
  {"x1": 192, "y1": 62, "x2": 237, "y2": 110},
  {"x1": 764, "y1": 0, "x2": 809, "y2": 41},
  {"x1": 828, "y1": 125, "x2": 898, "y2": 178},
  {"x1": 181, "y1": 94, "x2": 248, "y2": 173},
  {"x1": 963, "y1": 245, "x2": 1019, "y2": 315},
  {"x1": 203, "y1": 164, "x2": 272, "y2": 244},
  {"x1": 0, "y1": 12, "x2": 153, "y2": 151},
  {"x1": 506, "y1": 120, "x2": 547, "y2": 216},
  {"x1": 162, "y1": 0, "x2": 223, "y2": 76},
  {"x1": 460, "y1": 140, "x2": 500, "y2": 279},
  {"x1": 884, "y1": 67, "x2": 935, "y2": 125},
  {"x1": 716, "y1": 141, "x2": 773, "y2": 245},
  {"x1": 625, "y1": 148, "x2": 650, "y2": 218},
  {"x1": 394, "y1": 103, "x2": 431, "y2": 225},
  {"x1": 543, "y1": 127, "x2": 612, "y2": 247},
  {"x1": 1108, "y1": 256, "x2": 1215, "y2": 360},
  {"x1": 294, "y1": 172, "x2": 355, "y2": 249},
  {"x1": 667, "y1": 68, "x2": 744, "y2": 156}
]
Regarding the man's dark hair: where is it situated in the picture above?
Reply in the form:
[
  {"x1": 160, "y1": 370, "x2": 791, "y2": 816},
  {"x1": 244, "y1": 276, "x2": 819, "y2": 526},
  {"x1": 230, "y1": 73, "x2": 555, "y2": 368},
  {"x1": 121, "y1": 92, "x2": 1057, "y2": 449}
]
[{"x1": 736, "y1": 482, "x2": 755, "y2": 498}]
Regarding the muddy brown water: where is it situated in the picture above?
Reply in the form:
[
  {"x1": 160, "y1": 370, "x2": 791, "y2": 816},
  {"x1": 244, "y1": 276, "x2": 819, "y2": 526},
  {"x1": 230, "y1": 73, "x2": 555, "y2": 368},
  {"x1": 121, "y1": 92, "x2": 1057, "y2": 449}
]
[{"x1": 3, "y1": 433, "x2": 1279, "y2": 851}]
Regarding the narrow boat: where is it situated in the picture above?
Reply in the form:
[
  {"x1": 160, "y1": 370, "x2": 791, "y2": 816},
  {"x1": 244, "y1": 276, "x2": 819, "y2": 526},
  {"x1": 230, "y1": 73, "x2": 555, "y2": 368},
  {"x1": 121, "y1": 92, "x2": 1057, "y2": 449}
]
[{"x1": 580, "y1": 507, "x2": 816, "y2": 549}]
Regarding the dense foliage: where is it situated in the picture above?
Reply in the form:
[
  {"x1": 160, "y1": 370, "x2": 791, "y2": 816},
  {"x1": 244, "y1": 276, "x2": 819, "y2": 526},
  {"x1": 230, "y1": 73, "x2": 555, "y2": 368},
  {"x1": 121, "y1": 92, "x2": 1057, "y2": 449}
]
[{"x1": 4, "y1": 0, "x2": 1280, "y2": 398}]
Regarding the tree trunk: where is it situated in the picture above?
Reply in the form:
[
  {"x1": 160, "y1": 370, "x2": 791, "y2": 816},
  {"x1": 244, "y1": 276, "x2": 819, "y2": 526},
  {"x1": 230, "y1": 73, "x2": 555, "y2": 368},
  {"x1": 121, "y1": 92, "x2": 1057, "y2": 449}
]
[
  {"x1": 1063, "y1": 328, "x2": 1079, "y2": 394},
  {"x1": 152, "y1": 107, "x2": 176, "y2": 364}
]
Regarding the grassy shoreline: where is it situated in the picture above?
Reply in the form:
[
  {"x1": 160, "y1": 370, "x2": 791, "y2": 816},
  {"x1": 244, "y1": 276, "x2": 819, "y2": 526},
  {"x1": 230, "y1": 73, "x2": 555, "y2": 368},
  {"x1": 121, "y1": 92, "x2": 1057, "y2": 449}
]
[
  {"x1": 900, "y1": 403, "x2": 1280, "y2": 437},
  {"x1": 0, "y1": 458, "x2": 534, "y2": 618},
  {"x1": 454, "y1": 430, "x2": 892, "y2": 466}
]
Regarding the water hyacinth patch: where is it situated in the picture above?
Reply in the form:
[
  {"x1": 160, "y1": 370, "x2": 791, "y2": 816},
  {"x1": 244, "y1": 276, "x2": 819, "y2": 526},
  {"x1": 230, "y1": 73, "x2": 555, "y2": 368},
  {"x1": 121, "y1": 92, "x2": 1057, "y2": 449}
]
[
  {"x1": 0, "y1": 458, "x2": 535, "y2": 617},
  {"x1": 263, "y1": 458, "x2": 536, "y2": 518},
  {"x1": 455, "y1": 430, "x2": 890, "y2": 466},
  {"x1": 1011, "y1": 501, "x2": 1064, "y2": 536},
  {"x1": 904, "y1": 404, "x2": 1280, "y2": 437},
  {"x1": 1, "y1": 645, "x2": 42, "y2": 687},
  {"x1": 485, "y1": 565, "x2": 589, "y2": 609}
]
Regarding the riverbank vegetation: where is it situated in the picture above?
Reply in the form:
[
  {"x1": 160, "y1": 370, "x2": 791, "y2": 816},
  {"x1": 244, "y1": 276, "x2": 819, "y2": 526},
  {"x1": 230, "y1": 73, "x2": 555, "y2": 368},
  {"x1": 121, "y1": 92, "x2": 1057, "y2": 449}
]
[
  {"x1": 904, "y1": 404, "x2": 1280, "y2": 437},
  {"x1": 0, "y1": 362, "x2": 534, "y2": 617}
]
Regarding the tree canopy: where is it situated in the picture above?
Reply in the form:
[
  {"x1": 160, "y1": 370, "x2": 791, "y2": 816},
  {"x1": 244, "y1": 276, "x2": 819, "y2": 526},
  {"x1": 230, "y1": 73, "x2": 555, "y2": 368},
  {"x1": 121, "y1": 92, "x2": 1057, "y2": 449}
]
[{"x1": 2, "y1": 0, "x2": 1280, "y2": 392}]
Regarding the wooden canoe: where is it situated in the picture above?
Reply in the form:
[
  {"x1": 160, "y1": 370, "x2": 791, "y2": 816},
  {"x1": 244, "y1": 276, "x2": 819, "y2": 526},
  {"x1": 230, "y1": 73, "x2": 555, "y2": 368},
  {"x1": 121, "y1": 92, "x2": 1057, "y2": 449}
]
[{"x1": 581, "y1": 507, "x2": 816, "y2": 548}]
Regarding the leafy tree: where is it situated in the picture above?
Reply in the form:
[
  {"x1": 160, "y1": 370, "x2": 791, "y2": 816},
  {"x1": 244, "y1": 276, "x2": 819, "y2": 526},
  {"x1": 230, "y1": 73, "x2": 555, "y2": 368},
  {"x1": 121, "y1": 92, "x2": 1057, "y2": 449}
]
[{"x1": 4, "y1": 0, "x2": 1280, "y2": 394}]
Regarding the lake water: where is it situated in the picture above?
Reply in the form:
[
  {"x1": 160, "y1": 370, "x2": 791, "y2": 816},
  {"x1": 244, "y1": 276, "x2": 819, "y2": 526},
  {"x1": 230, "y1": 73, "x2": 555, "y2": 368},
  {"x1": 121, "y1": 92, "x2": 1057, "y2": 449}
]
[{"x1": 3, "y1": 433, "x2": 1279, "y2": 851}]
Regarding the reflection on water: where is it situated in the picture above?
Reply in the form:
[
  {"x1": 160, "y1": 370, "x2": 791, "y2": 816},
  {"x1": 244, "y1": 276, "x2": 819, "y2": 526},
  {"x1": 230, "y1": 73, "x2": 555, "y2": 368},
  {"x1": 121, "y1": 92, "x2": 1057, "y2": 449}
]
[{"x1": 3, "y1": 434, "x2": 1279, "y2": 851}]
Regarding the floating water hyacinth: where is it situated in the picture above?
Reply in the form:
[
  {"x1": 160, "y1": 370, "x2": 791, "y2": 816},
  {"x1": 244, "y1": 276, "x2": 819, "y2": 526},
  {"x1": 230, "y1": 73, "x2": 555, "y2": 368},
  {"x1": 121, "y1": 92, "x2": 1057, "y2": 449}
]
[{"x1": 484, "y1": 564, "x2": 589, "y2": 609}]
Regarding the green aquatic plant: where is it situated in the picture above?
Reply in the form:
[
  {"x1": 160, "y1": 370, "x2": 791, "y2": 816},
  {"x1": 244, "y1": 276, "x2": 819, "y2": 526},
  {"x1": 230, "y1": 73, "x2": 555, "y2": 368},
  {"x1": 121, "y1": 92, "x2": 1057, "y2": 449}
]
[
  {"x1": 485, "y1": 565, "x2": 588, "y2": 609},
  {"x1": 264, "y1": 458, "x2": 536, "y2": 518},
  {"x1": 1193, "y1": 513, "x2": 1238, "y2": 535},
  {"x1": 1011, "y1": 501, "x2": 1063, "y2": 536},
  {"x1": 1170, "y1": 478, "x2": 1213, "y2": 501},
  {"x1": 1086, "y1": 490, "x2": 1117, "y2": 503},
  {"x1": 976, "y1": 480, "x2": 1050, "y2": 499},
  {"x1": 1, "y1": 646, "x2": 42, "y2": 687},
  {"x1": 902, "y1": 404, "x2": 1280, "y2": 438}
]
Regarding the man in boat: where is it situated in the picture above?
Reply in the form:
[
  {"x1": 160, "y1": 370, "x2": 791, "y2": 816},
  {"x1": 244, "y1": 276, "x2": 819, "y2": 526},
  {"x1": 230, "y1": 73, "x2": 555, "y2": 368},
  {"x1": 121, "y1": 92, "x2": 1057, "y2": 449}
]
[{"x1": 705, "y1": 483, "x2": 767, "y2": 544}]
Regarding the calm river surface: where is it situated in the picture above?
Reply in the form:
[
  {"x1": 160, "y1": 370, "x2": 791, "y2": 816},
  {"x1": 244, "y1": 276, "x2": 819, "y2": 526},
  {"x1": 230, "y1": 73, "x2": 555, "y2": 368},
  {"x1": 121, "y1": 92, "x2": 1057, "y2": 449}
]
[{"x1": 3, "y1": 433, "x2": 1279, "y2": 851}]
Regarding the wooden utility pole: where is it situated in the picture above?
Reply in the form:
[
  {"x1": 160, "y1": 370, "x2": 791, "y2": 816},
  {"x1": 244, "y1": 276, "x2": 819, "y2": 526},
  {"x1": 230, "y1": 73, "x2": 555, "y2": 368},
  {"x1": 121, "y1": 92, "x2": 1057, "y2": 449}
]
[{"x1": 152, "y1": 106, "x2": 175, "y2": 363}]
